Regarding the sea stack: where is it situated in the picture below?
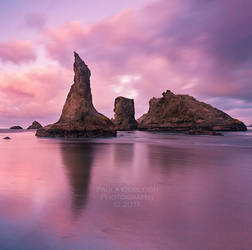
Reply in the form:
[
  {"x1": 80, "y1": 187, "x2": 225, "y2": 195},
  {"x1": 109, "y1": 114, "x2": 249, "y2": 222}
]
[
  {"x1": 27, "y1": 121, "x2": 42, "y2": 129},
  {"x1": 138, "y1": 90, "x2": 247, "y2": 132},
  {"x1": 3, "y1": 137, "x2": 11, "y2": 140},
  {"x1": 112, "y1": 97, "x2": 138, "y2": 130},
  {"x1": 36, "y1": 52, "x2": 116, "y2": 138},
  {"x1": 10, "y1": 126, "x2": 23, "y2": 129}
]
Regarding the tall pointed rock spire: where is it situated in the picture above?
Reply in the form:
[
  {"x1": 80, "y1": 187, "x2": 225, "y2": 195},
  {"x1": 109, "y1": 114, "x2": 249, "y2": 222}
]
[
  {"x1": 36, "y1": 52, "x2": 116, "y2": 138},
  {"x1": 59, "y1": 52, "x2": 95, "y2": 122}
]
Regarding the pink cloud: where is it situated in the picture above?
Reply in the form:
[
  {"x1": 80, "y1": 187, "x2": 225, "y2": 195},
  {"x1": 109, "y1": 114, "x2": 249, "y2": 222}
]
[
  {"x1": 1, "y1": 0, "x2": 252, "y2": 125},
  {"x1": 0, "y1": 67, "x2": 72, "y2": 120},
  {"x1": 39, "y1": 0, "x2": 252, "y2": 124},
  {"x1": 0, "y1": 40, "x2": 36, "y2": 64},
  {"x1": 40, "y1": 8, "x2": 204, "y2": 116}
]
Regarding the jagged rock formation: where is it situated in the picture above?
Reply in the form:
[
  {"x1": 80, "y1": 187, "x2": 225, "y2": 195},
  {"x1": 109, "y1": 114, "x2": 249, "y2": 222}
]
[
  {"x1": 111, "y1": 96, "x2": 138, "y2": 130},
  {"x1": 27, "y1": 121, "x2": 42, "y2": 129},
  {"x1": 138, "y1": 90, "x2": 247, "y2": 132},
  {"x1": 10, "y1": 126, "x2": 23, "y2": 129},
  {"x1": 36, "y1": 52, "x2": 116, "y2": 138}
]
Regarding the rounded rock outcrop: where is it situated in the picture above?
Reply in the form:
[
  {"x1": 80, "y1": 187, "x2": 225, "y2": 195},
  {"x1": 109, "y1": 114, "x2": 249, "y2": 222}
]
[
  {"x1": 10, "y1": 126, "x2": 23, "y2": 129},
  {"x1": 137, "y1": 90, "x2": 247, "y2": 132}
]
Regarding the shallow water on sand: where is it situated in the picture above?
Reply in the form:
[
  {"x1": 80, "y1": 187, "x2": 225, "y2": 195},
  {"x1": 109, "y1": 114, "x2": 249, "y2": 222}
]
[{"x1": 0, "y1": 129, "x2": 252, "y2": 250}]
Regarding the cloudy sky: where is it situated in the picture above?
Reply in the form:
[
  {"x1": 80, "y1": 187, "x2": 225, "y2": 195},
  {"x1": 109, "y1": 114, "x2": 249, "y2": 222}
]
[{"x1": 0, "y1": 0, "x2": 251, "y2": 127}]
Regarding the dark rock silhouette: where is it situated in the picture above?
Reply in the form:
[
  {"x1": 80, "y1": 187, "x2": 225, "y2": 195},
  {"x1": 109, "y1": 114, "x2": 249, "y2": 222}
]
[
  {"x1": 112, "y1": 96, "x2": 138, "y2": 130},
  {"x1": 3, "y1": 137, "x2": 11, "y2": 140},
  {"x1": 10, "y1": 126, "x2": 23, "y2": 129},
  {"x1": 138, "y1": 90, "x2": 247, "y2": 132},
  {"x1": 27, "y1": 121, "x2": 42, "y2": 129},
  {"x1": 36, "y1": 52, "x2": 116, "y2": 138}
]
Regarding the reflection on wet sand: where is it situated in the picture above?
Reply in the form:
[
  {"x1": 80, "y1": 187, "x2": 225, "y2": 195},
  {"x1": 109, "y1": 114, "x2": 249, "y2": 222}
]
[
  {"x1": 113, "y1": 143, "x2": 134, "y2": 168},
  {"x1": 147, "y1": 144, "x2": 238, "y2": 173},
  {"x1": 148, "y1": 144, "x2": 192, "y2": 171},
  {"x1": 61, "y1": 143, "x2": 95, "y2": 216},
  {"x1": 1, "y1": 130, "x2": 252, "y2": 250},
  {"x1": 147, "y1": 144, "x2": 220, "y2": 173}
]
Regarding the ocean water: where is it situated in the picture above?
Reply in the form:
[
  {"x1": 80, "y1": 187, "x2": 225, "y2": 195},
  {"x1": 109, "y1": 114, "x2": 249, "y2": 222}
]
[{"x1": 0, "y1": 129, "x2": 252, "y2": 250}]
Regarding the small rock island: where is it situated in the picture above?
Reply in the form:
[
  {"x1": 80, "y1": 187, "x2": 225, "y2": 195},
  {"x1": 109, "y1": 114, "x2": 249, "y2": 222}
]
[
  {"x1": 111, "y1": 96, "x2": 138, "y2": 130},
  {"x1": 10, "y1": 126, "x2": 23, "y2": 130},
  {"x1": 3, "y1": 137, "x2": 11, "y2": 140},
  {"x1": 27, "y1": 121, "x2": 42, "y2": 129},
  {"x1": 138, "y1": 90, "x2": 247, "y2": 132},
  {"x1": 36, "y1": 52, "x2": 116, "y2": 138}
]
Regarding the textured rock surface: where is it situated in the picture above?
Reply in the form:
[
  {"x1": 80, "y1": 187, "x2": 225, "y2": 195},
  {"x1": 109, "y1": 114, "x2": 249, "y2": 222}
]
[
  {"x1": 112, "y1": 96, "x2": 138, "y2": 130},
  {"x1": 10, "y1": 126, "x2": 23, "y2": 129},
  {"x1": 27, "y1": 121, "x2": 42, "y2": 129},
  {"x1": 138, "y1": 90, "x2": 247, "y2": 132},
  {"x1": 36, "y1": 52, "x2": 116, "y2": 138}
]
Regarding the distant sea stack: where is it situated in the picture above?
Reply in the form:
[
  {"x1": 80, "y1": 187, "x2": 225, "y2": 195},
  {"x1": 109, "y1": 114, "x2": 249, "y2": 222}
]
[
  {"x1": 27, "y1": 121, "x2": 42, "y2": 129},
  {"x1": 138, "y1": 90, "x2": 247, "y2": 132},
  {"x1": 36, "y1": 52, "x2": 116, "y2": 138},
  {"x1": 3, "y1": 136, "x2": 11, "y2": 140},
  {"x1": 112, "y1": 96, "x2": 138, "y2": 130},
  {"x1": 10, "y1": 126, "x2": 23, "y2": 129}
]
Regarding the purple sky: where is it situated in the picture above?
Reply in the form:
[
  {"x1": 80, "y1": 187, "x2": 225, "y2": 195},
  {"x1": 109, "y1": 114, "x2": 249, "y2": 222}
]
[{"x1": 0, "y1": 0, "x2": 252, "y2": 127}]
